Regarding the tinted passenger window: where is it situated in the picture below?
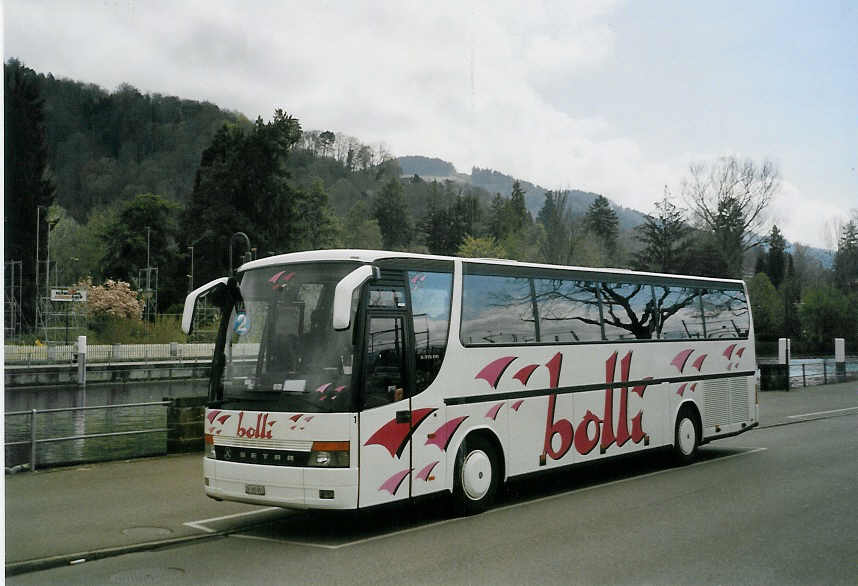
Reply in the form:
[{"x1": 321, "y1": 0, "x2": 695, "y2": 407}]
[
  {"x1": 654, "y1": 286, "x2": 704, "y2": 339},
  {"x1": 409, "y1": 271, "x2": 452, "y2": 391},
  {"x1": 600, "y1": 282, "x2": 658, "y2": 340},
  {"x1": 461, "y1": 275, "x2": 536, "y2": 344},
  {"x1": 702, "y1": 289, "x2": 749, "y2": 339},
  {"x1": 533, "y1": 279, "x2": 602, "y2": 342}
]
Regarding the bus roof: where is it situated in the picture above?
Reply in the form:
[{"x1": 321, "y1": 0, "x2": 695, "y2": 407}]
[{"x1": 238, "y1": 249, "x2": 746, "y2": 289}]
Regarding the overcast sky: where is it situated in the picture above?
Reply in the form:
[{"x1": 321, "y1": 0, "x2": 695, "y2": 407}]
[{"x1": 4, "y1": 0, "x2": 856, "y2": 248}]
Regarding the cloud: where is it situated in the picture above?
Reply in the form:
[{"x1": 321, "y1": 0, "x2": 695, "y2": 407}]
[
  {"x1": 770, "y1": 180, "x2": 850, "y2": 248},
  {"x1": 4, "y1": 0, "x2": 850, "y2": 249}
]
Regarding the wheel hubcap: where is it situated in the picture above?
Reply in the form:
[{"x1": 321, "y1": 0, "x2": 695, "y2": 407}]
[
  {"x1": 678, "y1": 418, "x2": 696, "y2": 455},
  {"x1": 462, "y1": 449, "x2": 492, "y2": 501}
]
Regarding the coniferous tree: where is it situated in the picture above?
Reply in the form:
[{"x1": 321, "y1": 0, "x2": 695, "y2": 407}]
[
  {"x1": 767, "y1": 225, "x2": 787, "y2": 288},
  {"x1": 754, "y1": 251, "x2": 767, "y2": 275},
  {"x1": 585, "y1": 195, "x2": 619, "y2": 257},
  {"x1": 373, "y1": 178, "x2": 411, "y2": 249},
  {"x1": 833, "y1": 220, "x2": 858, "y2": 293},
  {"x1": 505, "y1": 181, "x2": 531, "y2": 234},
  {"x1": 4, "y1": 59, "x2": 56, "y2": 328},
  {"x1": 632, "y1": 191, "x2": 689, "y2": 274},
  {"x1": 536, "y1": 191, "x2": 573, "y2": 265},
  {"x1": 488, "y1": 193, "x2": 507, "y2": 241},
  {"x1": 182, "y1": 109, "x2": 302, "y2": 282}
]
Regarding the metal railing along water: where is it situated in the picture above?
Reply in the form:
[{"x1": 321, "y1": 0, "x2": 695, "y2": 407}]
[
  {"x1": 757, "y1": 357, "x2": 858, "y2": 388},
  {"x1": 4, "y1": 401, "x2": 171, "y2": 471}
]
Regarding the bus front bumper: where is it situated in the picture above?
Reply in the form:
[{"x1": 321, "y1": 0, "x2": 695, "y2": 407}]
[{"x1": 203, "y1": 457, "x2": 358, "y2": 510}]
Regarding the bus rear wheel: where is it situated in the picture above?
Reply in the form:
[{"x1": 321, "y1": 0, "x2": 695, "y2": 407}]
[
  {"x1": 673, "y1": 409, "x2": 700, "y2": 464},
  {"x1": 453, "y1": 436, "x2": 499, "y2": 515}
]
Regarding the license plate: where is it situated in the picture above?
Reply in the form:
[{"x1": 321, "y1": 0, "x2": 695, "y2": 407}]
[{"x1": 245, "y1": 484, "x2": 265, "y2": 496}]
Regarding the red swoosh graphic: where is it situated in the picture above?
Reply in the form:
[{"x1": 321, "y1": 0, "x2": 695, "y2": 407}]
[
  {"x1": 677, "y1": 383, "x2": 688, "y2": 396},
  {"x1": 217, "y1": 414, "x2": 231, "y2": 425},
  {"x1": 513, "y1": 364, "x2": 539, "y2": 385},
  {"x1": 379, "y1": 469, "x2": 411, "y2": 494},
  {"x1": 511, "y1": 399, "x2": 524, "y2": 411},
  {"x1": 671, "y1": 349, "x2": 694, "y2": 373},
  {"x1": 691, "y1": 383, "x2": 697, "y2": 392},
  {"x1": 723, "y1": 343, "x2": 737, "y2": 359},
  {"x1": 426, "y1": 416, "x2": 468, "y2": 451},
  {"x1": 736, "y1": 347, "x2": 745, "y2": 358},
  {"x1": 365, "y1": 408, "x2": 436, "y2": 458},
  {"x1": 692, "y1": 354, "x2": 708, "y2": 371},
  {"x1": 416, "y1": 461, "x2": 439, "y2": 482},
  {"x1": 485, "y1": 402, "x2": 504, "y2": 420},
  {"x1": 289, "y1": 414, "x2": 303, "y2": 422},
  {"x1": 206, "y1": 410, "x2": 221, "y2": 424},
  {"x1": 475, "y1": 356, "x2": 517, "y2": 389}
]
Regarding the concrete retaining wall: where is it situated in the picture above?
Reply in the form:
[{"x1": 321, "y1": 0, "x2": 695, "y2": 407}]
[
  {"x1": 5, "y1": 362, "x2": 211, "y2": 388},
  {"x1": 166, "y1": 396, "x2": 208, "y2": 453}
]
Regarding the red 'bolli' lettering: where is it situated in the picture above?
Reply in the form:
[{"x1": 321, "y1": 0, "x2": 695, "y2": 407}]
[
  {"x1": 542, "y1": 351, "x2": 649, "y2": 462},
  {"x1": 574, "y1": 410, "x2": 601, "y2": 455},
  {"x1": 237, "y1": 412, "x2": 273, "y2": 440},
  {"x1": 543, "y1": 394, "x2": 573, "y2": 459}
]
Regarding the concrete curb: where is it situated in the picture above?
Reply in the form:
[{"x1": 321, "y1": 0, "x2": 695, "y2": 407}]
[
  {"x1": 5, "y1": 533, "x2": 221, "y2": 577},
  {"x1": 4, "y1": 511, "x2": 286, "y2": 577}
]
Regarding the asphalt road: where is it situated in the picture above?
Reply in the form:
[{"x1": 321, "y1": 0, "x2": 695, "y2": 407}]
[{"x1": 7, "y1": 388, "x2": 858, "y2": 585}]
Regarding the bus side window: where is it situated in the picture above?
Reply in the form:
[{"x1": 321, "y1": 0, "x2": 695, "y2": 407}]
[{"x1": 655, "y1": 286, "x2": 704, "y2": 339}]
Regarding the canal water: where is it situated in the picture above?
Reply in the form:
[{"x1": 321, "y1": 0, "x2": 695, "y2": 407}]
[{"x1": 4, "y1": 379, "x2": 208, "y2": 470}]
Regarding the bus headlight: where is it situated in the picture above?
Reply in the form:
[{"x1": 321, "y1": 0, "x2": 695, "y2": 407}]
[{"x1": 308, "y1": 441, "x2": 350, "y2": 467}]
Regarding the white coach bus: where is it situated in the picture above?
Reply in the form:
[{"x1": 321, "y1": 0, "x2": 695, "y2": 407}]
[{"x1": 183, "y1": 249, "x2": 757, "y2": 513}]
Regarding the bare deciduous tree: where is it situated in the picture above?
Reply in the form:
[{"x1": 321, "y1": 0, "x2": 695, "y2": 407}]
[{"x1": 682, "y1": 155, "x2": 780, "y2": 277}]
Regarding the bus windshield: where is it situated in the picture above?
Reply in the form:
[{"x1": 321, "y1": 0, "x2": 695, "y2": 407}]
[{"x1": 213, "y1": 261, "x2": 361, "y2": 413}]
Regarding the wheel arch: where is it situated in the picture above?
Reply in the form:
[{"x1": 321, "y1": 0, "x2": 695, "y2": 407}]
[
  {"x1": 674, "y1": 399, "x2": 702, "y2": 444},
  {"x1": 445, "y1": 425, "x2": 506, "y2": 492}
]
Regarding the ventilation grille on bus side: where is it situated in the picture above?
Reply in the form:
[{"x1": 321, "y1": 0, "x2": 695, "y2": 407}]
[{"x1": 702, "y1": 377, "x2": 749, "y2": 427}]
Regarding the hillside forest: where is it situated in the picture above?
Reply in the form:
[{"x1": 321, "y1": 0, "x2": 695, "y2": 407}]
[{"x1": 5, "y1": 60, "x2": 858, "y2": 352}]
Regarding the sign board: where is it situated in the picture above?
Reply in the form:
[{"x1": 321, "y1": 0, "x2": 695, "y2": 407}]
[{"x1": 50, "y1": 287, "x2": 87, "y2": 302}]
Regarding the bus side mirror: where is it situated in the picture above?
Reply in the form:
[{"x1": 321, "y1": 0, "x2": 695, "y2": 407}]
[
  {"x1": 182, "y1": 277, "x2": 229, "y2": 335},
  {"x1": 333, "y1": 265, "x2": 379, "y2": 331}
]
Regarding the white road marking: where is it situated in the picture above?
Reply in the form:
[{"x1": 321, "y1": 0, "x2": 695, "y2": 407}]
[
  {"x1": 224, "y1": 447, "x2": 767, "y2": 550},
  {"x1": 786, "y1": 406, "x2": 858, "y2": 419},
  {"x1": 183, "y1": 507, "x2": 281, "y2": 533}
]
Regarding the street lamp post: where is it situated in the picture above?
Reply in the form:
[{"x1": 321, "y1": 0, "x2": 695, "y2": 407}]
[
  {"x1": 229, "y1": 232, "x2": 252, "y2": 276},
  {"x1": 187, "y1": 245, "x2": 194, "y2": 292},
  {"x1": 35, "y1": 206, "x2": 43, "y2": 326},
  {"x1": 144, "y1": 226, "x2": 151, "y2": 323}
]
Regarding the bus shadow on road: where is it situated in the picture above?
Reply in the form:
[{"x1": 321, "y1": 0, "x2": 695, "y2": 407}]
[{"x1": 232, "y1": 446, "x2": 753, "y2": 549}]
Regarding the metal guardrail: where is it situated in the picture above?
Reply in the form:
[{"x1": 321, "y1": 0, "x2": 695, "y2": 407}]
[
  {"x1": 5, "y1": 342, "x2": 262, "y2": 366},
  {"x1": 793, "y1": 359, "x2": 858, "y2": 387},
  {"x1": 4, "y1": 401, "x2": 170, "y2": 472},
  {"x1": 758, "y1": 358, "x2": 858, "y2": 388},
  {"x1": 4, "y1": 343, "x2": 216, "y2": 366}
]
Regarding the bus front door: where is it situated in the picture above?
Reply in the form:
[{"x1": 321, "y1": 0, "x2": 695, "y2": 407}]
[{"x1": 358, "y1": 312, "x2": 417, "y2": 508}]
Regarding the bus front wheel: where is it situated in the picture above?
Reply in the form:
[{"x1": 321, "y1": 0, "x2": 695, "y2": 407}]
[
  {"x1": 453, "y1": 435, "x2": 499, "y2": 515},
  {"x1": 673, "y1": 409, "x2": 700, "y2": 464}
]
